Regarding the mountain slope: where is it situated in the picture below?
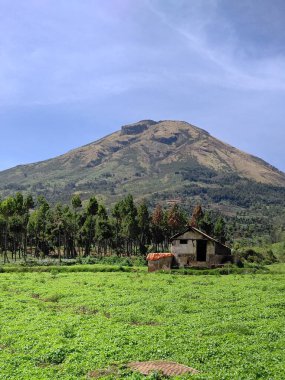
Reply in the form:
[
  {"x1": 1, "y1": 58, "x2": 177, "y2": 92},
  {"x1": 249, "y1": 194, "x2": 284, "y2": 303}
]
[{"x1": 0, "y1": 120, "x2": 285, "y2": 209}]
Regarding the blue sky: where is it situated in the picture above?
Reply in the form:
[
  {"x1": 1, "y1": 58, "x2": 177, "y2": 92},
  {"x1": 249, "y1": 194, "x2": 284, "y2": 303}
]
[{"x1": 0, "y1": 0, "x2": 284, "y2": 171}]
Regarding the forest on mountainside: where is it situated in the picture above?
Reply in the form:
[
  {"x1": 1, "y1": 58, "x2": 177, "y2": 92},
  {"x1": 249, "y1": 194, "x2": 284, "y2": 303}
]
[{"x1": 0, "y1": 192, "x2": 284, "y2": 265}]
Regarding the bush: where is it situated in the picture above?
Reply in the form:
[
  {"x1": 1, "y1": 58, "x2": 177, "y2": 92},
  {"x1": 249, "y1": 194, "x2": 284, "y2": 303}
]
[
  {"x1": 37, "y1": 347, "x2": 67, "y2": 365},
  {"x1": 238, "y1": 248, "x2": 278, "y2": 265}
]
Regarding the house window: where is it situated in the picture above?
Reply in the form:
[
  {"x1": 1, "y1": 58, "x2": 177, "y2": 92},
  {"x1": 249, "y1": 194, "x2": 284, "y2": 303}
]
[{"x1": 180, "y1": 239, "x2": 188, "y2": 244}]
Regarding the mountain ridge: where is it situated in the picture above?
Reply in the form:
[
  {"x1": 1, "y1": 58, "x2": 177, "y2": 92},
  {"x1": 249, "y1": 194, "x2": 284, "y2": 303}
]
[{"x1": 0, "y1": 120, "x2": 285, "y2": 208}]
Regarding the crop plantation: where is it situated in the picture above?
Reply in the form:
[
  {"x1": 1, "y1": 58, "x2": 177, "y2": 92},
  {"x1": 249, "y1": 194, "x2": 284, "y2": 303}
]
[{"x1": 0, "y1": 268, "x2": 284, "y2": 379}]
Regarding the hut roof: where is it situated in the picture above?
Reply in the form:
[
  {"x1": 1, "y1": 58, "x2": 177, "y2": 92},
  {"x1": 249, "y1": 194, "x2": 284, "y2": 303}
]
[
  {"x1": 146, "y1": 253, "x2": 174, "y2": 261},
  {"x1": 170, "y1": 226, "x2": 230, "y2": 249}
]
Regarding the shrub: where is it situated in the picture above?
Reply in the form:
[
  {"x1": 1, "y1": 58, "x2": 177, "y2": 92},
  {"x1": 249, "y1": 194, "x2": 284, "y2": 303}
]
[
  {"x1": 37, "y1": 347, "x2": 67, "y2": 365},
  {"x1": 44, "y1": 293, "x2": 63, "y2": 302}
]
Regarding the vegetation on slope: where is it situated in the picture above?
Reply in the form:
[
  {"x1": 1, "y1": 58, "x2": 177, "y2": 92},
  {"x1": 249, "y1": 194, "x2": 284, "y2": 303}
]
[
  {"x1": 0, "y1": 271, "x2": 284, "y2": 379},
  {"x1": 1, "y1": 120, "x2": 285, "y2": 252},
  {"x1": 0, "y1": 120, "x2": 284, "y2": 208}
]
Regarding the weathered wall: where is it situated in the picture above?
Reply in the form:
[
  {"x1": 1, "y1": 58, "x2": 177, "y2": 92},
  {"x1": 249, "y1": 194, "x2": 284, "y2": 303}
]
[
  {"x1": 171, "y1": 230, "x2": 231, "y2": 268},
  {"x1": 171, "y1": 230, "x2": 203, "y2": 261},
  {"x1": 172, "y1": 240, "x2": 216, "y2": 267},
  {"x1": 148, "y1": 257, "x2": 173, "y2": 272}
]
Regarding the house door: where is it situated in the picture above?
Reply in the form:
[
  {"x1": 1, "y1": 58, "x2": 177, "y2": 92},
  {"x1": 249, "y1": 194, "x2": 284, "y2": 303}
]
[{"x1": 196, "y1": 240, "x2": 207, "y2": 261}]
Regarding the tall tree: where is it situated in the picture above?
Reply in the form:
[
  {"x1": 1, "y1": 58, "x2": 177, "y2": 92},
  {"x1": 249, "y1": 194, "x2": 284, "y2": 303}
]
[
  {"x1": 214, "y1": 216, "x2": 226, "y2": 243},
  {"x1": 83, "y1": 196, "x2": 98, "y2": 256},
  {"x1": 167, "y1": 203, "x2": 187, "y2": 236},
  {"x1": 0, "y1": 197, "x2": 15, "y2": 262},
  {"x1": 151, "y1": 204, "x2": 166, "y2": 252},
  {"x1": 137, "y1": 200, "x2": 150, "y2": 255},
  {"x1": 199, "y1": 211, "x2": 214, "y2": 235},
  {"x1": 95, "y1": 205, "x2": 112, "y2": 256},
  {"x1": 120, "y1": 195, "x2": 138, "y2": 255},
  {"x1": 190, "y1": 204, "x2": 204, "y2": 227}
]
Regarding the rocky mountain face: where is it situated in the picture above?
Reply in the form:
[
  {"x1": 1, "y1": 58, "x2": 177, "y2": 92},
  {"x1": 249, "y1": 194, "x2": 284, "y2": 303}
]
[{"x1": 0, "y1": 120, "x2": 285, "y2": 212}]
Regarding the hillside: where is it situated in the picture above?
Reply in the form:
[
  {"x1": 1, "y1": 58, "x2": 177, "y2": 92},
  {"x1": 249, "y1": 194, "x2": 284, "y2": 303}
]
[{"x1": 1, "y1": 120, "x2": 285, "y2": 215}]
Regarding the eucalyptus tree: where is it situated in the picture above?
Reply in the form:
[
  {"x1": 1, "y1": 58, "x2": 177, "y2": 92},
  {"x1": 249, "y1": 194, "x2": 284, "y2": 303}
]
[
  {"x1": 9, "y1": 214, "x2": 24, "y2": 261},
  {"x1": 62, "y1": 205, "x2": 78, "y2": 258},
  {"x1": 198, "y1": 211, "x2": 214, "y2": 236},
  {"x1": 47, "y1": 203, "x2": 64, "y2": 262},
  {"x1": 151, "y1": 204, "x2": 166, "y2": 252},
  {"x1": 137, "y1": 200, "x2": 150, "y2": 255},
  {"x1": 82, "y1": 196, "x2": 98, "y2": 256},
  {"x1": 214, "y1": 216, "x2": 226, "y2": 243},
  {"x1": 71, "y1": 194, "x2": 82, "y2": 256},
  {"x1": 28, "y1": 196, "x2": 50, "y2": 257},
  {"x1": 167, "y1": 203, "x2": 187, "y2": 236},
  {"x1": 0, "y1": 196, "x2": 15, "y2": 262},
  {"x1": 111, "y1": 199, "x2": 125, "y2": 254},
  {"x1": 95, "y1": 204, "x2": 112, "y2": 256},
  {"x1": 120, "y1": 195, "x2": 138, "y2": 255},
  {"x1": 22, "y1": 194, "x2": 35, "y2": 258}
]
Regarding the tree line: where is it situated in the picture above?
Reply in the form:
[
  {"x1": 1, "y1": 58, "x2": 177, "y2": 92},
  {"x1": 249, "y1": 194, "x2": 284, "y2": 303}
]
[{"x1": 0, "y1": 192, "x2": 226, "y2": 263}]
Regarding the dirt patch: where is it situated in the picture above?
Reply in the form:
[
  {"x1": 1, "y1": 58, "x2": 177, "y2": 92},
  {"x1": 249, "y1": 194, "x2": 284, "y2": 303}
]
[
  {"x1": 31, "y1": 293, "x2": 40, "y2": 299},
  {"x1": 76, "y1": 306, "x2": 99, "y2": 315},
  {"x1": 87, "y1": 366, "x2": 118, "y2": 378},
  {"x1": 128, "y1": 361, "x2": 199, "y2": 376}
]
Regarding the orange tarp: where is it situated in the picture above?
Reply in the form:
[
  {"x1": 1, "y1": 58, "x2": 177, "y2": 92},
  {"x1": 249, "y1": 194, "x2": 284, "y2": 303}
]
[{"x1": 146, "y1": 253, "x2": 174, "y2": 261}]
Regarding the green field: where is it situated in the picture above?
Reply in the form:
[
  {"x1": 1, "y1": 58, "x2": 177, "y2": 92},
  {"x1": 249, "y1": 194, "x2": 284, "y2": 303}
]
[{"x1": 0, "y1": 269, "x2": 284, "y2": 379}]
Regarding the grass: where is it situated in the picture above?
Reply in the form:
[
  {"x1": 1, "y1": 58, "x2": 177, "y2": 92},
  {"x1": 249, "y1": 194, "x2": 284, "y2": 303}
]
[
  {"x1": 0, "y1": 269, "x2": 284, "y2": 379},
  {"x1": 267, "y1": 263, "x2": 285, "y2": 274},
  {"x1": 0, "y1": 264, "x2": 143, "y2": 274}
]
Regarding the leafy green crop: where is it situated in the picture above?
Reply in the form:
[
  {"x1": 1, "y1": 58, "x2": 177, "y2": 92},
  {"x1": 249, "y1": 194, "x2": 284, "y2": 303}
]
[{"x1": 0, "y1": 270, "x2": 284, "y2": 379}]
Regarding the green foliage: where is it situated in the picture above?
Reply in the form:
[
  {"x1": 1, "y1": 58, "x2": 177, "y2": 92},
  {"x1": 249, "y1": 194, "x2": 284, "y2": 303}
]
[
  {"x1": 71, "y1": 194, "x2": 82, "y2": 210},
  {"x1": 0, "y1": 191, "x2": 284, "y2": 265},
  {"x1": 198, "y1": 211, "x2": 213, "y2": 235},
  {"x1": 87, "y1": 196, "x2": 98, "y2": 216},
  {"x1": 237, "y1": 248, "x2": 278, "y2": 265},
  {"x1": 214, "y1": 216, "x2": 226, "y2": 243},
  {"x1": 0, "y1": 271, "x2": 284, "y2": 379}
]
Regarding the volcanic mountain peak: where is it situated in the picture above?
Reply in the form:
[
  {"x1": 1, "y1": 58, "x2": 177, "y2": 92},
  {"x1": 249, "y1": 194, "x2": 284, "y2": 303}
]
[
  {"x1": 0, "y1": 119, "x2": 284, "y2": 205},
  {"x1": 121, "y1": 120, "x2": 158, "y2": 135}
]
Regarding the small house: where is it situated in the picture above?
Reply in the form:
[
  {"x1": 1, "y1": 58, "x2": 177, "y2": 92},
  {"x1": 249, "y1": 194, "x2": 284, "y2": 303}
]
[
  {"x1": 146, "y1": 253, "x2": 174, "y2": 272},
  {"x1": 170, "y1": 226, "x2": 232, "y2": 268}
]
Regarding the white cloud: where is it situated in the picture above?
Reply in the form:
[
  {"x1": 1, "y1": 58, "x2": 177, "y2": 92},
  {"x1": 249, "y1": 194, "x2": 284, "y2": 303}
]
[{"x1": 145, "y1": 0, "x2": 285, "y2": 91}]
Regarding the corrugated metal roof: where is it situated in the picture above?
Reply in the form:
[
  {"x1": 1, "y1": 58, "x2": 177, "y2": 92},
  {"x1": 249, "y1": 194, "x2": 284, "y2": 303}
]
[{"x1": 146, "y1": 253, "x2": 174, "y2": 261}]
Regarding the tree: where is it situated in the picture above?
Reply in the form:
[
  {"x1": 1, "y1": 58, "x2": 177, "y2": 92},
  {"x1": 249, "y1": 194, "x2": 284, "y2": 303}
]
[
  {"x1": 83, "y1": 196, "x2": 98, "y2": 256},
  {"x1": 120, "y1": 195, "x2": 138, "y2": 255},
  {"x1": 190, "y1": 204, "x2": 203, "y2": 227},
  {"x1": 28, "y1": 196, "x2": 50, "y2": 258},
  {"x1": 95, "y1": 205, "x2": 112, "y2": 256},
  {"x1": 71, "y1": 194, "x2": 82, "y2": 210},
  {"x1": 214, "y1": 216, "x2": 226, "y2": 243},
  {"x1": 198, "y1": 211, "x2": 214, "y2": 235},
  {"x1": 167, "y1": 203, "x2": 187, "y2": 235},
  {"x1": 0, "y1": 197, "x2": 16, "y2": 263},
  {"x1": 71, "y1": 194, "x2": 82, "y2": 256},
  {"x1": 137, "y1": 200, "x2": 150, "y2": 255},
  {"x1": 24, "y1": 194, "x2": 34, "y2": 211},
  {"x1": 48, "y1": 203, "x2": 64, "y2": 262},
  {"x1": 151, "y1": 204, "x2": 166, "y2": 252},
  {"x1": 87, "y1": 196, "x2": 98, "y2": 216}
]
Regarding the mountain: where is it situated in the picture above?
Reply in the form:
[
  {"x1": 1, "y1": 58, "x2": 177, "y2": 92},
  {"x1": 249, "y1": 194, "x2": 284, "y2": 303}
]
[{"x1": 1, "y1": 120, "x2": 285, "y2": 215}]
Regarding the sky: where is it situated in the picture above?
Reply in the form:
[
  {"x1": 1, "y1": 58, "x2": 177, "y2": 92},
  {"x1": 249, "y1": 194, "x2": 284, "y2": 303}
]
[{"x1": 0, "y1": 0, "x2": 284, "y2": 171}]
